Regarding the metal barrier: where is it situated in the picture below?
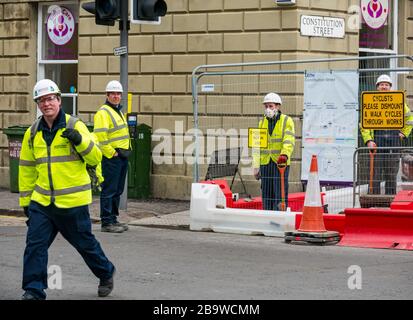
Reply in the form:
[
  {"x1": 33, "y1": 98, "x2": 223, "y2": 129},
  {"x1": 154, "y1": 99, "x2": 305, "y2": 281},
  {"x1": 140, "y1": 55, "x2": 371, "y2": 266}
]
[
  {"x1": 191, "y1": 55, "x2": 413, "y2": 213},
  {"x1": 353, "y1": 146, "x2": 413, "y2": 208}
]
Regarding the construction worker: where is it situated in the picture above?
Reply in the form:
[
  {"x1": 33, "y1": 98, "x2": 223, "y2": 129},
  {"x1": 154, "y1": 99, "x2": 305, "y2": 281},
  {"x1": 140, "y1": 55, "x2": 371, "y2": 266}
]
[
  {"x1": 19, "y1": 79, "x2": 116, "y2": 300},
  {"x1": 253, "y1": 92, "x2": 295, "y2": 210},
  {"x1": 360, "y1": 74, "x2": 413, "y2": 194},
  {"x1": 94, "y1": 80, "x2": 131, "y2": 233}
]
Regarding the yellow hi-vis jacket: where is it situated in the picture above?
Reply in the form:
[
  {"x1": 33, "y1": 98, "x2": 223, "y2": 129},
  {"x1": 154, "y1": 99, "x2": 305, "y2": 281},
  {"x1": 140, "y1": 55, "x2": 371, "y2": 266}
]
[
  {"x1": 19, "y1": 115, "x2": 102, "y2": 208},
  {"x1": 360, "y1": 103, "x2": 413, "y2": 143},
  {"x1": 93, "y1": 104, "x2": 130, "y2": 158},
  {"x1": 253, "y1": 114, "x2": 295, "y2": 168}
]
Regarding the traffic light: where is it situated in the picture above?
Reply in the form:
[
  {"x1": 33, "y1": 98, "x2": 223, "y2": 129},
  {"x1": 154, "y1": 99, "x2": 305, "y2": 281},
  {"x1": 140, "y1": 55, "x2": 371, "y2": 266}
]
[
  {"x1": 82, "y1": 0, "x2": 122, "y2": 26},
  {"x1": 131, "y1": 0, "x2": 167, "y2": 24}
]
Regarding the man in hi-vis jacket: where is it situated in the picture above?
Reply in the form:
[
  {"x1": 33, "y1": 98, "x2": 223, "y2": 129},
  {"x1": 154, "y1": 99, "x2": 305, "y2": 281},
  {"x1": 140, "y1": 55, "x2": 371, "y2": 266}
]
[
  {"x1": 94, "y1": 80, "x2": 131, "y2": 233},
  {"x1": 253, "y1": 92, "x2": 295, "y2": 211},
  {"x1": 19, "y1": 79, "x2": 115, "y2": 300}
]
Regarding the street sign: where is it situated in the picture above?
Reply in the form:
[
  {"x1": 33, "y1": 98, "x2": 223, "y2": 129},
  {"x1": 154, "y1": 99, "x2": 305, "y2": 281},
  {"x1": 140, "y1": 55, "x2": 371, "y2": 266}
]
[
  {"x1": 113, "y1": 46, "x2": 127, "y2": 56},
  {"x1": 361, "y1": 91, "x2": 405, "y2": 129},
  {"x1": 248, "y1": 128, "x2": 268, "y2": 148}
]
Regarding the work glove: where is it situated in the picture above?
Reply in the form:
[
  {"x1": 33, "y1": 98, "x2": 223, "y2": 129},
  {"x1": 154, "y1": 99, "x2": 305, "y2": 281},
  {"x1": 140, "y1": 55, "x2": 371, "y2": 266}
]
[
  {"x1": 253, "y1": 168, "x2": 260, "y2": 180},
  {"x1": 23, "y1": 207, "x2": 28, "y2": 217},
  {"x1": 61, "y1": 128, "x2": 82, "y2": 146},
  {"x1": 399, "y1": 132, "x2": 406, "y2": 140},
  {"x1": 277, "y1": 155, "x2": 288, "y2": 165},
  {"x1": 366, "y1": 140, "x2": 377, "y2": 149}
]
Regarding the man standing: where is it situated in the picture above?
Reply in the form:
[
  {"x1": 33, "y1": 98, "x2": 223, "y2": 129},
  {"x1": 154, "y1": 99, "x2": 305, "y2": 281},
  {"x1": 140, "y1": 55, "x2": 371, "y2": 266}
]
[
  {"x1": 94, "y1": 80, "x2": 130, "y2": 233},
  {"x1": 253, "y1": 92, "x2": 295, "y2": 210},
  {"x1": 19, "y1": 79, "x2": 116, "y2": 300},
  {"x1": 360, "y1": 74, "x2": 413, "y2": 194}
]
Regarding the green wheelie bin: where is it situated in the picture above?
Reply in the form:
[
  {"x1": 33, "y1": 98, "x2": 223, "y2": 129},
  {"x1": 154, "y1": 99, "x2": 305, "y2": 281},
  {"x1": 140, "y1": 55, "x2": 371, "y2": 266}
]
[
  {"x1": 3, "y1": 126, "x2": 29, "y2": 193},
  {"x1": 128, "y1": 124, "x2": 152, "y2": 199}
]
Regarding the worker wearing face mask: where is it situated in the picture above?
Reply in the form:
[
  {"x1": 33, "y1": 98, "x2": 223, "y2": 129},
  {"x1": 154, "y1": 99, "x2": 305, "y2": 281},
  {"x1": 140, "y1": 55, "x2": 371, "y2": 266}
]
[{"x1": 253, "y1": 92, "x2": 295, "y2": 211}]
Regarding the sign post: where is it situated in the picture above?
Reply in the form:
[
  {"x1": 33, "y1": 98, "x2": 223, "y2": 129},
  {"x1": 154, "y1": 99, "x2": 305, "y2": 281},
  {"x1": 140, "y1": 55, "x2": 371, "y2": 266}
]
[{"x1": 119, "y1": 2, "x2": 129, "y2": 211}]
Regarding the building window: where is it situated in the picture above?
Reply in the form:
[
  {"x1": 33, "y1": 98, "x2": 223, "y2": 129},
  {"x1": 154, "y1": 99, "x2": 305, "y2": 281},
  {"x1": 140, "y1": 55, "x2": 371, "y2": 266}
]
[
  {"x1": 359, "y1": 0, "x2": 395, "y2": 51},
  {"x1": 38, "y1": 2, "x2": 78, "y2": 115},
  {"x1": 359, "y1": 1, "x2": 398, "y2": 91}
]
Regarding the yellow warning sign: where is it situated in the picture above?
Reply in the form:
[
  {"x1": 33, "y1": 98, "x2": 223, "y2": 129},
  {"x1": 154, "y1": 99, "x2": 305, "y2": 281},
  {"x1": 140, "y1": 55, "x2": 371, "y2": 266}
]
[
  {"x1": 361, "y1": 91, "x2": 405, "y2": 129},
  {"x1": 248, "y1": 128, "x2": 268, "y2": 148}
]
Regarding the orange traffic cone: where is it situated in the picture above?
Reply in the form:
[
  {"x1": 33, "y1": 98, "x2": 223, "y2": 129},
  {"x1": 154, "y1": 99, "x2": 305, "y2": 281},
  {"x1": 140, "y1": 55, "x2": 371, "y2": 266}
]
[
  {"x1": 284, "y1": 155, "x2": 340, "y2": 245},
  {"x1": 298, "y1": 155, "x2": 327, "y2": 232}
]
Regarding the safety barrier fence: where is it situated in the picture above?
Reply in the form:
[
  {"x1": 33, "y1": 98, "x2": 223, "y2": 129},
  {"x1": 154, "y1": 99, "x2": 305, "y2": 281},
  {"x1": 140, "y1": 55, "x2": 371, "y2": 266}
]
[
  {"x1": 353, "y1": 146, "x2": 413, "y2": 208},
  {"x1": 190, "y1": 55, "x2": 413, "y2": 213}
]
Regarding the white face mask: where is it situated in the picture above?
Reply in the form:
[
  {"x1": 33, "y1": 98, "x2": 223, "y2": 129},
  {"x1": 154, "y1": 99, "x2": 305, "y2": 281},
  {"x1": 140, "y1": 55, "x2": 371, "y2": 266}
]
[{"x1": 264, "y1": 108, "x2": 278, "y2": 119}]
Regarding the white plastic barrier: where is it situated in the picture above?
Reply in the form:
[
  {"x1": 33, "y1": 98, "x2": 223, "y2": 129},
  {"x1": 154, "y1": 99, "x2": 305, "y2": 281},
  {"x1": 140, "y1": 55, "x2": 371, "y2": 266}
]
[{"x1": 190, "y1": 183, "x2": 297, "y2": 237}]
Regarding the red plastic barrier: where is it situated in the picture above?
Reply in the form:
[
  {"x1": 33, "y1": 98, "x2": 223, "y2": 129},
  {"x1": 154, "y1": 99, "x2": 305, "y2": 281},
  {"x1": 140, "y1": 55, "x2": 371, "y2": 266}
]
[
  {"x1": 338, "y1": 208, "x2": 413, "y2": 250},
  {"x1": 200, "y1": 180, "x2": 233, "y2": 207},
  {"x1": 390, "y1": 190, "x2": 413, "y2": 210},
  {"x1": 231, "y1": 197, "x2": 263, "y2": 210},
  {"x1": 295, "y1": 213, "x2": 346, "y2": 237}
]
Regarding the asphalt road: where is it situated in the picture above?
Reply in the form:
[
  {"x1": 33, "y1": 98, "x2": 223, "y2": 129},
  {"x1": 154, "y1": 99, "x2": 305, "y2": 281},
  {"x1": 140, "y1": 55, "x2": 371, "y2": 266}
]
[{"x1": 1, "y1": 224, "x2": 413, "y2": 300}]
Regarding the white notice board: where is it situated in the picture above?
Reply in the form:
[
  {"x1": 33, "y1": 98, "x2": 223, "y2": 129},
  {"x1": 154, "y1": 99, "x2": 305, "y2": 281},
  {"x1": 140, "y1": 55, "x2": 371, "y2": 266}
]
[{"x1": 301, "y1": 71, "x2": 359, "y2": 183}]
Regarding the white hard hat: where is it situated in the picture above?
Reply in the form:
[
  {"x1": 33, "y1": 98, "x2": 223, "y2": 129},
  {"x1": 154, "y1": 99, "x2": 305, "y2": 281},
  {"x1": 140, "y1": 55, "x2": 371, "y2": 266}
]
[
  {"x1": 376, "y1": 74, "x2": 392, "y2": 86},
  {"x1": 263, "y1": 92, "x2": 282, "y2": 105},
  {"x1": 33, "y1": 79, "x2": 61, "y2": 101},
  {"x1": 106, "y1": 80, "x2": 123, "y2": 93}
]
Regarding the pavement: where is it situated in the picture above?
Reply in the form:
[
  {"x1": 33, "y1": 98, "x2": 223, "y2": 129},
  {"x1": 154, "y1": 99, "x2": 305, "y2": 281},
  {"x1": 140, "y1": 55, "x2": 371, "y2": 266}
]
[{"x1": 0, "y1": 188, "x2": 190, "y2": 228}]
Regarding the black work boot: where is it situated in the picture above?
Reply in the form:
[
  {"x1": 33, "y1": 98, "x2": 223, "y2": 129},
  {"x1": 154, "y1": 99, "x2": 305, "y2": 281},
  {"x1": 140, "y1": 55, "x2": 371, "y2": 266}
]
[
  {"x1": 101, "y1": 224, "x2": 124, "y2": 233},
  {"x1": 21, "y1": 291, "x2": 43, "y2": 300},
  {"x1": 114, "y1": 222, "x2": 129, "y2": 231},
  {"x1": 98, "y1": 274, "x2": 115, "y2": 297}
]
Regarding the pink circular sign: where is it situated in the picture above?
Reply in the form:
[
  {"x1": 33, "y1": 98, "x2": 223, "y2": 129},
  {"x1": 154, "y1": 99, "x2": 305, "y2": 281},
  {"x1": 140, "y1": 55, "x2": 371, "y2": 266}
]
[
  {"x1": 47, "y1": 6, "x2": 75, "y2": 46},
  {"x1": 361, "y1": 0, "x2": 389, "y2": 30}
]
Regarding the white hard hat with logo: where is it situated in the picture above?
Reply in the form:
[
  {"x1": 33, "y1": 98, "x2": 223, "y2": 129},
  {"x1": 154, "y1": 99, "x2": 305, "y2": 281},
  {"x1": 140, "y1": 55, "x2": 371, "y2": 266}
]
[
  {"x1": 106, "y1": 80, "x2": 123, "y2": 93},
  {"x1": 376, "y1": 74, "x2": 393, "y2": 86},
  {"x1": 263, "y1": 92, "x2": 282, "y2": 105},
  {"x1": 33, "y1": 79, "x2": 61, "y2": 101}
]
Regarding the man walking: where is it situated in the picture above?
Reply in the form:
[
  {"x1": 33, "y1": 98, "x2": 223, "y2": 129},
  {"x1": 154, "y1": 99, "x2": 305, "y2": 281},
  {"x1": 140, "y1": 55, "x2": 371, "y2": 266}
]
[
  {"x1": 19, "y1": 79, "x2": 116, "y2": 300},
  {"x1": 94, "y1": 80, "x2": 131, "y2": 233}
]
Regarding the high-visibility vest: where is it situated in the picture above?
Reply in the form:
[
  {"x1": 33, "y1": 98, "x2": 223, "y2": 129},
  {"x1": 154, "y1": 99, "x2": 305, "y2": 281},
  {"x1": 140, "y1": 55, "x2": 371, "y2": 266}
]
[
  {"x1": 19, "y1": 114, "x2": 102, "y2": 208},
  {"x1": 360, "y1": 103, "x2": 413, "y2": 143},
  {"x1": 93, "y1": 104, "x2": 130, "y2": 158},
  {"x1": 253, "y1": 114, "x2": 295, "y2": 168}
]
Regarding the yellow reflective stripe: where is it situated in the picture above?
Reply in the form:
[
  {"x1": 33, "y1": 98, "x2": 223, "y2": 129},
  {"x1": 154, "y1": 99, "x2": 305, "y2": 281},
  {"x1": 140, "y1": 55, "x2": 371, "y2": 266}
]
[
  {"x1": 99, "y1": 135, "x2": 130, "y2": 145},
  {"x1": 283, "y1": 140, "x2": 294, "y2": 145},
  {"x1": 19, "y1": 160, "x2": 36, "y2": 166},
  {"x1": 95, "y1": 125, "x2": 126, "y2": 134},
  {"x1": 35, "y1": 154, "x2": 80, "y2": 164},
  {"x1": 78, "y1": 141, "x2": 94, "y2": 157},
  {"x1": 260, "y1": 149, "x2": 281, "y2": 154},
  {"x1": 100, "y1": 107, "x2": 126, "y2": 130},
  {"x1": 284, "y1": 130, "x2": 295, "y2": 136},
  {"x1": 34, "y1": 183, "x2": 91, "y2": 196},
  {"x1": 269, "y1": 138, "x2": 282, "y2": 143},
  {"x1": 20, "y1": 190, "x2": 33, "y2": 197},
  {"x1": 281, "y1": 116, "x2": 288, "y2": 141}
]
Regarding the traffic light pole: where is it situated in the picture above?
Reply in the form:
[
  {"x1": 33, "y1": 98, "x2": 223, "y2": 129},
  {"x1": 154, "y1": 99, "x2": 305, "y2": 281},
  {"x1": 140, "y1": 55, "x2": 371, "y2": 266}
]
[{"x1": 119, "y1": 1, "x2": 129, "y2": 211}]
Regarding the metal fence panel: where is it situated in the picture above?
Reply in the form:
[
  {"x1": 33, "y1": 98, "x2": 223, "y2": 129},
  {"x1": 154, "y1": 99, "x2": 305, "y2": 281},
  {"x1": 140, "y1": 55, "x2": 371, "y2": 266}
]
[{"x1": 191, "y1": 55, "x2": 413, "y2": 213}]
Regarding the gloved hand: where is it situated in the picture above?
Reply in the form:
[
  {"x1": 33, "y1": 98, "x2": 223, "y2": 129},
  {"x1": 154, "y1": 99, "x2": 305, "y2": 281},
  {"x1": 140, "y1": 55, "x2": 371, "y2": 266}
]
[
  {"x1": 23, "y1": 207, "x2": 29, "y2": 217},
  {"x1": 367, "y1": 140, "x2": 377, "y2": 149},
  {"x1": 61, "y1": 128, "x2": 82, "y2": 146},
  {"x1": 399, "y1": 132, "x2": 406, "y2": 140},
  {"x1": 253, "y1": 168, "x2": 260, "y2": 180},
  {"x1": 277, "y1": 155, "x2": 288, "y2": 165}
]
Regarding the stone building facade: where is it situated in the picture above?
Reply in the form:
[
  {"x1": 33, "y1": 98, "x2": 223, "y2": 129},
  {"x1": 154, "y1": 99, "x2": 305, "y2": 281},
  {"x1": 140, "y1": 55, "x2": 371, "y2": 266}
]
[{"x1": 0, "y1": 0, "x2": 412, "y2": 199}]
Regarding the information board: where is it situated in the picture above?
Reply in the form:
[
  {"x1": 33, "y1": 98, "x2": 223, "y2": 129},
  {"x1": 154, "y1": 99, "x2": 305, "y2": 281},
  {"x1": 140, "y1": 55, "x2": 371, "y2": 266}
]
[{"x1": 301, "y1": 71, "x2": 359, "y2": 183}]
